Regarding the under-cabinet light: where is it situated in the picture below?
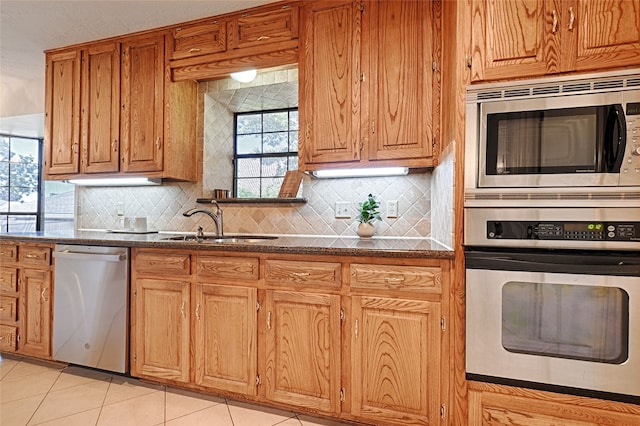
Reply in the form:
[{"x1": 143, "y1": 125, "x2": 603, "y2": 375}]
[
  {"x1": 311, "y1": 167, "x2": 409, "y2": 178},
  {"x1": 230, "y1": 69, "x2": 257, "y2": 83},
  {"x1": 65, "y1": 178, "x2": 162, "y2": 187}
]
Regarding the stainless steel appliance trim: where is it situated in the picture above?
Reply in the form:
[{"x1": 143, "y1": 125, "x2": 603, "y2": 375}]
[
  {"x1": 464, "y1": 207, "x2": 640, "y2": 250},
  {"x1": 465, "y1": 267, "x2": 640, "y2": 397}
]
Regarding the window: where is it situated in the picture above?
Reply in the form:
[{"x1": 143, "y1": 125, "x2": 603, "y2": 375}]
[
  {"x1": 0, "y1": 134, "x2": 75, "y2": 233},
  {"x1": 0, "y1": 135, "x2": 42, "y2": 232},
  {"x1": 234, "y1": 108, "x2": 298, "y2": 198}
]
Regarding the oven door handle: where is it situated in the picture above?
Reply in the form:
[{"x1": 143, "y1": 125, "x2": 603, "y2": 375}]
[{"x1": 465, "y1": 250, "x2": 640, "y2": 277}]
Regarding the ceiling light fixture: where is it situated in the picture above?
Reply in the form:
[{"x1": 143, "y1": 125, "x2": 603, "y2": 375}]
[
  {"x1": 65, "y1": 178, "x2": 162, "y2": 186},
  {"x1": 311, "y1": 167, "x2": 409, "y2": 179},
  {"x1": 230, "y1": 69, "x2": 257, "y2": 83}
]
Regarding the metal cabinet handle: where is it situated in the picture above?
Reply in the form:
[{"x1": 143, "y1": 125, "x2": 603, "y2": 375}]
[
  {"x1": 355, "y1": 319, "x2": 359, "y2": 339},
  {"x1": 291, "y1": 272, "x2": 310, "y2": 277},
  {"x1": 0, "y1": 307, "x2": 5, "y2": 311},
  {"x1": 384, "y1": 276, "x2": 404, "y2": 283},
  {"x1": 267, "y1": 311, "x2": 271, "y2": 330},
  {"x1": 552, "y1": 10, "x2": 559, "y2": 33},
  {"x1": 41, "y1": 287, "x2": 48, "y2": 302},
  {"x1": 156, "y1": 137, "x2": 161, "y2": 150},
  {"x1": 189, "y1": 48, "x2": 201, "y2": 53},
  {"x1": 257, "y1": 35, "x2": 270, "y2": 41},
  {"x1": 195, "y1": 303, "x2": 201, "y2": 320},
  {"x1": 180, "y1": 301, "x2": 186, "y2": 318},
  {"x1": 568, "y1": 6, "x2": 575, "y2": 30},
  {"x1": 112, "y1": 140, "x2": 117, "y2": 151}
]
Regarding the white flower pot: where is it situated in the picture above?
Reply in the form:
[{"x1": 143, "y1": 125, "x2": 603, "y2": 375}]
[{"x1": 357, "y1": 222, "x2": 375, "y2": 238}]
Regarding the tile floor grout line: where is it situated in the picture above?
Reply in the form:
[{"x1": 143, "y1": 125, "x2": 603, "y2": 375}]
[
  {"x1": 94, "y1": 374, "x2": 114, "y2": 426},
  {"x1": 23, "y1": 360, "x2": 63, "y2": 426},
  {"x1": 225, "y1": 398, "x2": 236, "y2": 426}
]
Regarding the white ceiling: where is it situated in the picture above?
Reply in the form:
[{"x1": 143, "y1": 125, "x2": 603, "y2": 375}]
[{"x1": 0, "y1": 0, "x2": 275, "y2": 135}]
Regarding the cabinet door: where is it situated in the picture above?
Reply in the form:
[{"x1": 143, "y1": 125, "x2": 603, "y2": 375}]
[
  {"x1": 299, "y1": 0, "x2": 361, "y2": 169},
  {"x1": 194, "y1": 283, "x2": 257, "y2": 395},
  {"x1": 170, "y1": 20, "x2": 227, "y2": 60},
  {"x1": 44, "y1": 49, "x2": 81, "y2": 176},
  {"x1": 121, "y1": 34, "x2": 165, "y2": 173},
  {"x1": 133, "y1": 278, "x2": 190, "y2": 382},
  {"x1": 265, "y1": 291, "x2": 341, "y2": 414},
  {"x1": 572, "y1": 0, "x2": 640, "y2": 71},
  {"x1": 228, "y1": 3, "x2": 299, "y2": 50},
  {"x1": 351, "y1": 296, "x2": 441, "y2": 425},
  {"x1": 365, "y1": 0, "x2": 434, "y2": 162},
  {"x1": 471, "y1": 0, "x2": 554, "y2": 81},
  {"x1": 81, "y1": 42, "x2": 121, "y2": 173},
  {"x1": 18, "y1": 269, "x2": 52, "y2": 357}
]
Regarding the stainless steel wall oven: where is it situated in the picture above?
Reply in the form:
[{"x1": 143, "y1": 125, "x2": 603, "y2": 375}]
[{"x1": 464, "y1": 71, "x2": 640, "y2": 404}]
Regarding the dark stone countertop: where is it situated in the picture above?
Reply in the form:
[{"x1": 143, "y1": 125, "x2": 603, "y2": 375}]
[{"x1": 0, "y1": 229, "x2": 454, "y2": 260}]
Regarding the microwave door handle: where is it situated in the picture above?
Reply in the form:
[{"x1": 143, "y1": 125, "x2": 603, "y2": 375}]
[{"x1": 604, "y1": 104, "x2": 626, "y2": 172}]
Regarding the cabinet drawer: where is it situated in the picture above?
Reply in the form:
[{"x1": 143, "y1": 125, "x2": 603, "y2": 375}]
[
  {"x1": 196, "y1": 255, "x2": 259, "y2": 281},
  {"x1": 0, "y1": 243, "x2": 18, "y2": 262},
  {"x1": 0, "y1": 296, "x2": 18, "y2": 321},
  {"x1": 265, "y1": 259, "x2": 341, "y2": 288},
  {"x1": 170, "y1": 20, "x2": 227, "y2": 60},
  {"x1": 19, "y1": 245, "x2": 51, "y2": 266},
  {"x1": 228, "y1": 3, "x2": 298, "y2": 50},
  {"x1": 135, "y1": 251, "x2": 191, "y2": 276},
  {"x1": 350, "y1": 264, "x2": 441, "y2": 294},
  {"x1": 0, "y1": 268, "x2": 18, "y2": 293},
  {"x1": 0, "y1": 325, "x2": 17, "y2": 351}
]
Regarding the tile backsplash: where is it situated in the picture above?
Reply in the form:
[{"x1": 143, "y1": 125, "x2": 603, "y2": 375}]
[{"x1": 77, "y1": 68, "x2": 453, "y2": 243}]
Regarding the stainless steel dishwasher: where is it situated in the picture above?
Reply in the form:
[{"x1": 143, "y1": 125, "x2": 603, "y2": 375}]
[{"x1": 52, "y1": 244, "x2": 128, "y2": 373}]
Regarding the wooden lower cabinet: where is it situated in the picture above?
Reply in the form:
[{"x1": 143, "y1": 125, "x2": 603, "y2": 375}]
[
  {"x1": 133, "y1": 278, "x2": 191, "y2": 383},
  {"x1": 194, "y1": 283, "x2": 258, "y2": 395},
  {"x1": 0, "y1": 242, "x2": 53, "y2": 358},
  {"x1": 264, "y1": 290, "x2": 341, "y2": 414},
  {"x1": 468, "y1": 382, "x2": 640, "y2": 426},
  {"x1": 351, "y1": 295, "x2": 442, "y2": 425},
  {"x1": 130, "y1": 248, "x2": 451, "y2": 425}
]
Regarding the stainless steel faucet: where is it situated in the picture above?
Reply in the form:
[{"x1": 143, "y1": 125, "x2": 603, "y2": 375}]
[{"x1": 182, "y1": 200, "x2": 224, "y2": 237}]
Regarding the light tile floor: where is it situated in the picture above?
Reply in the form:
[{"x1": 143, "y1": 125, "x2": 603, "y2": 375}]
[{"x1": 0, "y1": 354, "x2": 355, "y2": 426}]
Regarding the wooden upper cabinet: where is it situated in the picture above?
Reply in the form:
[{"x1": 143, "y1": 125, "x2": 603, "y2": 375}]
[
  {"x1": 299, "y1": 0, "x2": 439, "y2": 171},
  {"x1": 81, "y1": 42, "x2": 121, "y2": 174},
  {"x1": 44, "y1": 49, "x2": 81, "y2": 176},
  {"x1": 364, "y1": 0, "x2": 434, "y2": 163},
  {"x1": 573, "y1": 0, "x2": 640, "y2": 71},
  {"x1": 120, "y1": 34, "x2": 165, "y2": 174},
  {"x1": 299, "y1": 0, "x2": 362, "y2": 167},
  {"x1": 170, "y1": 19, "x2": 227, "y2": 60},
  {"x1": 228, "y1": 3, "x2": 299, "y2": 50},
  {"x1": 471, "y1": 0, "x2": 640, "y2": 82}
]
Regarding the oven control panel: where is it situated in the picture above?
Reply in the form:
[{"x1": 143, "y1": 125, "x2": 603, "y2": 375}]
[{"x1": 487, "y1": 221, "x2": 640, "y2": 241}]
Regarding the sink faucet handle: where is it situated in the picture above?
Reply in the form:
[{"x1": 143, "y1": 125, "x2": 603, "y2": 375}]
[{"x1": 197, "y1": 226, "x2": 204, "y2": 237}]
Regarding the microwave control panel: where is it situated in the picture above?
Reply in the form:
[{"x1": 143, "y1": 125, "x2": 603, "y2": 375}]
[{"x1": 487, "y1": 221, "x2": 640, "y2": 242}]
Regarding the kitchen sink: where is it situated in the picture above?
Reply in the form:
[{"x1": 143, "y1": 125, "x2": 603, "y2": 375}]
[{"x1": 162, "y1": 234, "x2": 278, "y2": 243}]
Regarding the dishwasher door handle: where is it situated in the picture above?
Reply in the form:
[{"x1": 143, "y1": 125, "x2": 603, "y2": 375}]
[{"x1": 53, "y1": 251, "x2": 126, "y2": 262}]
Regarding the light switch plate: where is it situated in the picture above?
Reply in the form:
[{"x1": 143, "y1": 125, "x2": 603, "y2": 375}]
[
  {"x1": 335, "y1": 201, "x2": 351, "y2": 218},
  {"x1": 387, "y1": 200, "x2": 398, "y2": 218}
]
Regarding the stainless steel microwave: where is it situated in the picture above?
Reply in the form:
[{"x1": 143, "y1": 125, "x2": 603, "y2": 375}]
[{"x1": 465, "y1": 70, "x2": 640, "y2": 193}]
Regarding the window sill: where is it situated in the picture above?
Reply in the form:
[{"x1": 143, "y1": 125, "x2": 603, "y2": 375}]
[{"x1": 196, "y1": 198, "x2": 307, "y2": 205}]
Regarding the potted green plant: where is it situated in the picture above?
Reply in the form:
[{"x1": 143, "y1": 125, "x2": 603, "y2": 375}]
[{"x1": 356, "y1": 193, "x2": 381, "y2": 238}]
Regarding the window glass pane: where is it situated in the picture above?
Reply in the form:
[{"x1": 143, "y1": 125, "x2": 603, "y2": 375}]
[
  {"x1": 0, "y1": 136, "x2": 9, "y2": 160},
  {"x1": 237, "y1": 134, "x2": 262, "y2": 155},
  {"x1": 502, "y1": 281, "x2": 628, "y2": 364},
  {"x1": 289, "y1": 131, "x2": 298, "y2": 152},
  {"x1": 263, "y1": 132, "x2": 288, "y2": 153},
  {"x1": 261, "y1": 157, "x2": 287, "y2": 177},
  {"x1": 236, "y1": 158, "x2": 261, "y2": 178},
  {"x1": 11, "y1": 138, "x2": 40, "y2": 164},
  {"x1": 7, "y1": 215, "x2": 36, "y2": 233},
  {"x1": 0, "y1": 186, "x2": 8, "y2": 213},
  {"x1": 263, "y1": 111, "x2": 289, "y2": 132},
  {"x1": 288, "y1": 156, "x2": 298, "y2": 170},
  {"x1": 237, "y1": 114, "x2": 262, "y2": 134},
  {"x1": 262, "y1": 177, "x2": 283, "y2": 198},
  {"x1": 289, "y1": 110, "x2": 298, "y2": 130},
  {"x1": 236, "y1": 178, "x2": 261, "y2": 198}
]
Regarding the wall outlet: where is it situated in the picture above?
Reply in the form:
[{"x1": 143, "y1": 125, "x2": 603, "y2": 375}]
[
  {"x1": 116, "y1": 202, "x2": 125, "y2": 216},
  {"x1": 335, "y1": 201, "x2": 351, "y2": 218},
  {"x1": 387, "y1": 200, "x2": 398, "y2": 218}
]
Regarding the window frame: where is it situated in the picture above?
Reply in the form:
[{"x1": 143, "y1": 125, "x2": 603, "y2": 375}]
[{"x1": 233, "y1": 107, "x2": 299, "y2": 198}]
